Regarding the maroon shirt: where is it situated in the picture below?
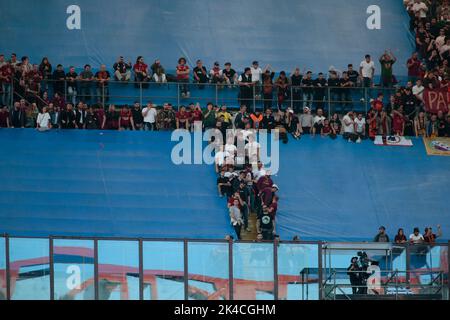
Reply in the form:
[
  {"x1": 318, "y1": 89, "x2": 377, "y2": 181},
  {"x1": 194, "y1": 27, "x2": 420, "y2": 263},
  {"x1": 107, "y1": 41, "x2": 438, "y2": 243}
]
[{"x1": 0, "y1": 111, "x2": 9, "y2": 127}]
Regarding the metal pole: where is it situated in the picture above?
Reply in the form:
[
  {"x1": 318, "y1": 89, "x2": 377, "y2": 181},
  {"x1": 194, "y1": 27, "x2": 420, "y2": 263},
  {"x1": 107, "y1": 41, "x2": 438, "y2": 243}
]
[
  {"x1": 183, "y1": 239, "x2": 188, "y2": 300},
  {"x1": 448, "y1": 241, "x2": 450, "y2": 300},
  {"x1": 215, "y1": 83, "x2": 218, "y2": 107},
  {"x1": 49, "y1": 237, "x2": 54, "y2": 300},
  {"x1": 406, "y1": 244, "x2": 411, "y2": 285},
  {"x1": 177, "y1": 83, "x2": 180, "y2": 111},
  {"x1": 252, "y1": 85, "x2": 256, "y2": 113},
  {"x1": 10, "y1": 78, "x2": 14, "y2": 110},
  {"x1": 139, "y1": 239, "x2": 144, "y2": 300},
  {"x1": 327, "y1": 87, "x2": 331, "y2": 118},
  {"x1": 5, "y1": 235, "x2": 10, "y2": 300},
  {"x1": 290, "y1": 85, "x2": 293, "y2": 110},
  {"x1": 94, "y1": 239, "x2": 99, "y2": 300},
  {"x1": 228, "y1": 238, "x2": 234, "y2": 300},
  {"x1": 102, "y1": 85, "x2": 105, "y2": 108},
  {"x1": 139, "y1": 82, "x2": 143, "y2": 107},
  {"x1": 273, "y1": 239, "x2": 279, "y2": 300},
  {"x1": 318, "y1": 242, "x2": 323, "y2": 300}
]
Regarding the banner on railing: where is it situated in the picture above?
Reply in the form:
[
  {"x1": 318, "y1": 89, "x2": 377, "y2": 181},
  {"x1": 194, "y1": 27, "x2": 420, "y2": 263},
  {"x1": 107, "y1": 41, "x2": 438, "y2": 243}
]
[{"x1": 423, "y1": 87, "x2": 450, "y2": 114}]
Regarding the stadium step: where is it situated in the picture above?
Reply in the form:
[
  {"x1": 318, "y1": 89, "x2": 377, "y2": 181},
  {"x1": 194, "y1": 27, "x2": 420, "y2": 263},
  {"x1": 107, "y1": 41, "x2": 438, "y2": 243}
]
[{"x1": 241, "y1": 212, "x2": 258, "y2": 240}]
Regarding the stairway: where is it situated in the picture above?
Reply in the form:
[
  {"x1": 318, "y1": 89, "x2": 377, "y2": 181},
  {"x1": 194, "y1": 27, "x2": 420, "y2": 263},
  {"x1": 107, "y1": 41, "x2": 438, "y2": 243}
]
[{"x1": 241, "y1": 212, "x2": 258, "y2": 240}]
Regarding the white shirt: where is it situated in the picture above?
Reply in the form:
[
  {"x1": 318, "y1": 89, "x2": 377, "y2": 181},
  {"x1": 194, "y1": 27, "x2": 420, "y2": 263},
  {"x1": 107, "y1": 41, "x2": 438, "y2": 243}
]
[
  {"x1": 245, "y1": 141, "x2": 260, "y2": 159},
  {"x1": 37, "y1": 112, "x2": 51, "y2": 128},
  {"x1": 210, "y1": 69, "x2": 223, "y2": 77},
  {"x1": 360, "y1": 60, "x2": 375, "y2": 78},
  {"x1": 250, "y1": 66, "x2": 262, "y2": 82},
  {"x1": 225, "y1": 143, "x2": 237, "y2": 155},
  {"x1": 313, "y1": 115, "x2": 325, "y2": 125},
  {"x1": 354, "y1": 117, "x2": 365, "y2": 133},
  {"x1": 142, "y1": 107, "x2": 157, "y2": 123},
  {"x1": 412, "y1": 2, "x2": 428, "y2": 18},
  {"x1": 342, "y1": 115, "x2": 355, "y2": 133},
  {"x1": 215, "y1": 151, "x2": 231, "y2": 166},
  {"x1": 412, "y1": 84, "x2": 425, "y2": 100},
  {"x1": 253, "y1": 168, "x2": 266, "y2": 181},
  {"x1": 435, "y1": 35, "x2": 446, "y2": 49},
  {"x1": 409, "y1": 233, "x2": 424, "y2": 243}
]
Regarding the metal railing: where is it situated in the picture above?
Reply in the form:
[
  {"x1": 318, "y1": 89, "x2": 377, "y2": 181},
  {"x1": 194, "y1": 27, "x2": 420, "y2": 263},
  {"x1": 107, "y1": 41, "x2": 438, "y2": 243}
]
[
  {"x1": 2, "y1": 77, "x2": 401, "y2": 115},
  {"x1": 0, "y1": 234, "x2": 448, "y2": 300}
]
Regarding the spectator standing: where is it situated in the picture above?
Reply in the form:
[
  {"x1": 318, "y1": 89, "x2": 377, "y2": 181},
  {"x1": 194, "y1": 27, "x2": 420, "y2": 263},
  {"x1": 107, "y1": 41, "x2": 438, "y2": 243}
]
[
  {"x1": 301, "y1": 71, "x2": 314, "y2": 108},
  {"x1": 52, "y1": 64, "x2": 66, "y2": 96},
  {"x1": 0, "y1": 106, "x2": 10, "y2": 127},
  {"x1": 131, "y1": 102, "x2": 144, "y2": 130},
  {"x1": 423, "y1": 225, "x2": 442, "y2": 243},
  {"x1": 407, "y1": 52, "x2": 423, "y2": 82},
  {"x1": 313, "y1": 72, "x2": 327, "y2": 111},
  {"x1": 142, "y1": 102, "x2": 157, "y2": 131},
  {"x1": 95, "y1": 65, "x2": 111, "y2": 104},
  {"x1": 250, "y1": 61, "x2": 263, "y2": 99},
  {"x1": 36, "y1": 106, "x2": 51, "y2": 131},
  {"x1": 238, "y1": 68, "x2": 254, "y2": 109},
  {"x1": 229, "y1": 199, "x2": 243, "y2": 240},
  {"x1": 79, "y1": 64, "x2": 94, "y2": 103},
  {"x1": 374, "y1": 226, "x2": 390, "y2": 242},
  {"x1": 343, "y1": 111, "x2": 357, "y2": 142},
  {"x1": 223, "y1": 62, "x2": 237, "y2": 86},
  {"x1": 379, "y1": 50, "x2": 397, "y2": 87},
  {"x1": 354, "y1": 112, "x2": 366, "y2": 142},
  {"x1": 203, "y1": 102, "x2": 216, "y2": 129},
  {"x1": 66, "y1": 66, "x2": 78, "y2": 105},
  {"x1": 299, "y1": 106, "x2": 313, "y2": 134},
  {"x1": 176, "y1": 57, "x2": 190, "y2": 98},
  {"x1": 39, "y1": 57, "x2": 52, "y2": 92},
  {"x1": 359, "y1": 54, "x2": 375, "y2": 88}
]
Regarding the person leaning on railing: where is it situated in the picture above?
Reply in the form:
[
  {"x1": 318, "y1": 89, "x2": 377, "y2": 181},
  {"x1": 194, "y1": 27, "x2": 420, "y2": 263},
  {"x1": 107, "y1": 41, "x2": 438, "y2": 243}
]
[{"x1": 423, "y1": 225, "x2": 442, "y2": 243}]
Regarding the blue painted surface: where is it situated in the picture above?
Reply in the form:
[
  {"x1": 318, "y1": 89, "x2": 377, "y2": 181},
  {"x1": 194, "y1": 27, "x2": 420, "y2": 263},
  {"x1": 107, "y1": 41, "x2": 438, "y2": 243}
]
[
  {"x1": 0, "y1": 0, "x2": 413, "y2": 76},
  {"x1": 276, "y1": 136, "x2": 450, "y2": 241},
  {"x1": 0, "y1": 129, "x2": 449, "y2": 242},
  {"x1": 0, "y1": 129, "x2": 233, "y2": 238}
]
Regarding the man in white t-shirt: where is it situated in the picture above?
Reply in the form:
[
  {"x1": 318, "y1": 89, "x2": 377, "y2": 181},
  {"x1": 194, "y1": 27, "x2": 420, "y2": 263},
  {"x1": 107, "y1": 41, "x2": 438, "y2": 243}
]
[
  {"x1": 215, "y1": 145, "x2": 231, "y2": 173},
  {"x1": 354, "y1": 113, "x2": 366, "y2": 143},
  {"x1": 250, "y1": 61, "x2": 263, "y2": 98},
  {"x1": 359, "y1": 55, "x2": 375, "y2": 88},
  {"x1": 412, "y1": 0, "x2": 428, "y2": 19},
  {"x1": 252, "y1": 161, "x2": 266, "y2": 182},
  {"x1": 142, "y1": 102, "x2": 158, "y2": 131},
  {"x1": 409, "y1": 227, "x2": 424, "y2": 244},
  {"x1": 342, "y1": 111, "x2": 357, "y2": 142},
  {"x1": 412, "y1": 79, "x2": 425, "y2": 102},
  {"x1": 36, "y1": 106, "x2": 51, "y2": 132},
  {"x1": 245, "y1": 133, "x2": 260, "y2": 166}
]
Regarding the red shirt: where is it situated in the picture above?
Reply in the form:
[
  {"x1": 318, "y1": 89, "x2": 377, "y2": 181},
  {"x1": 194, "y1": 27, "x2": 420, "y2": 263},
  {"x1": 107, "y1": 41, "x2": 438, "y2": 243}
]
[
  {"x1": 0, "y1": 64, "x2": 13, "y2": 83},
  {"x1": 134, "y1": 63, "x2": 148, "y2": 73},
  {"x1": 177, "y1": 64, "x2": 189, "y2": 80},
  {"x1": 176, "y1": 111, "x2": 189, "y2": 121},
  {"x1": 191, "y1": 109, "x2": 202, "y2": 121},
  {"x1": 393, "y1": 113, "x2": 404, "y2": 133},
  {"x1": 407, "y1": 58, "x2": 421, "y2": 77},
  {"x1": 0, "y1": 111, "x2": 9, "y2": 127},
  {"x1": 372, "y1": 99, "x2": 383, "y2": 112}
]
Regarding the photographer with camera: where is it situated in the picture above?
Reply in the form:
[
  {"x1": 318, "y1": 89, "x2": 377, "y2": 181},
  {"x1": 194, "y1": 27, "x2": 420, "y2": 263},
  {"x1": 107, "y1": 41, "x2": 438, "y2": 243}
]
[{"x1": 347, "y1": 257, "x2": 361, "y2": 294}]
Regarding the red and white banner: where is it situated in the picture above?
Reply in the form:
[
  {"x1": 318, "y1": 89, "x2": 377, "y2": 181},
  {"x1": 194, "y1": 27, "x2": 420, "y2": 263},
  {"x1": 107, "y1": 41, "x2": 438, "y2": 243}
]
[{"x1": 423, "y1": 87, "x2": 450, "y2": 114}]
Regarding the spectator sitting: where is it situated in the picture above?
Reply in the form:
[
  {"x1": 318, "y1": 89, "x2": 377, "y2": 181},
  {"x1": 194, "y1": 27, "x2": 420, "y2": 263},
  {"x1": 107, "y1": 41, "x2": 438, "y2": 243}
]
[
  {"x1": 203, "y1": 102, "x2": 216, "y2": 130},
  {"x1": 329, "y1": 113, "x2": 342, "y2": 136},
  {"x1": 193, "y1": 59, "x2": 208, "y2": 89},
  {"x1": 262, "y1": 108, "x2": 275, "y2": 132},
  {"x1": 60, "y1": 103, "x2": 77, "y2": 129},
  {"x1": 210, "y1": 61, "x2": 224, "y2": 85},
  {"x1": 312, "y1": 108, "x2": 325, "y2": 137},
  {"x1": 223, "y1": 62, "x2": 237, "y2": 87},
  {"x1": 394, "y1": 228, "x2": 407, "y2": 243},
  {"x1": 150, "y1": 59, "x2": 167, "y2": 83},
  {"x1": 10, "y1": 102, "x2": 25, "y2": 128},
  {"x1": 374, "y1": 226, "x2": 390, "y2": 242},
  {"x1": 79, "y1": 64, "x2": 94, "y2": 103},
  {"x1": 214, "y1": 145, "x2": 231, "y2": 173},
  {"x1": 75, "y1": 102, "x2": 87, "y2": 129},
  {"x1": 423, "y1": 225, "x2": 442, "y2": 243},
  {"x1": 113, "y1": 56, "x2": 132, "y2": 82},
  {"x1": 409, "y1": 227, "x2": 425, "y2": 244},
  {"x1": 133, "y1": 56, "x2": 151, "y2": 88}
]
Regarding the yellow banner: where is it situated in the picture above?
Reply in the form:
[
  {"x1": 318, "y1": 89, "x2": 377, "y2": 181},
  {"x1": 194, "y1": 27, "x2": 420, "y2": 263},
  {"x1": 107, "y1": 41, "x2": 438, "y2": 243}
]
[{"x1": 423, "y1": 137, "x2": 450, "y2": 156}]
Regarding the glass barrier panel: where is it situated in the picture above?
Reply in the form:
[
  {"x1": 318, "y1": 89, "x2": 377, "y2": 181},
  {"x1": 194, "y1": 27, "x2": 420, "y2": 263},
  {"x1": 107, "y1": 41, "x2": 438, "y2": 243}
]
[
  {"x1": 142, "y1": 82, "x2": 179, "y2": 108},
  {"x1": 187, "y1": 242, "x2": 229, "y2": 300},
  {"x1": 277, "y1": 243, "x2": 319, "y2": 300},
  {"x1": 0, "y1": 237, "x2": 5, "y2": 300},
  {"x1": 53, "y1": 239, "x2": 95, "y2": 300},
  {"x1": 97, "y1": 240, "x2": 139, "y2": 300},
  {"x1": 233, "y1": 242, "x2": 274, "y2": 300},
  {"x1": 143, "y1": 241, "x2": 184, "y2": 300},
  {"x1": 9, "y1": 238, "x2": 50, "y2": 300}
]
